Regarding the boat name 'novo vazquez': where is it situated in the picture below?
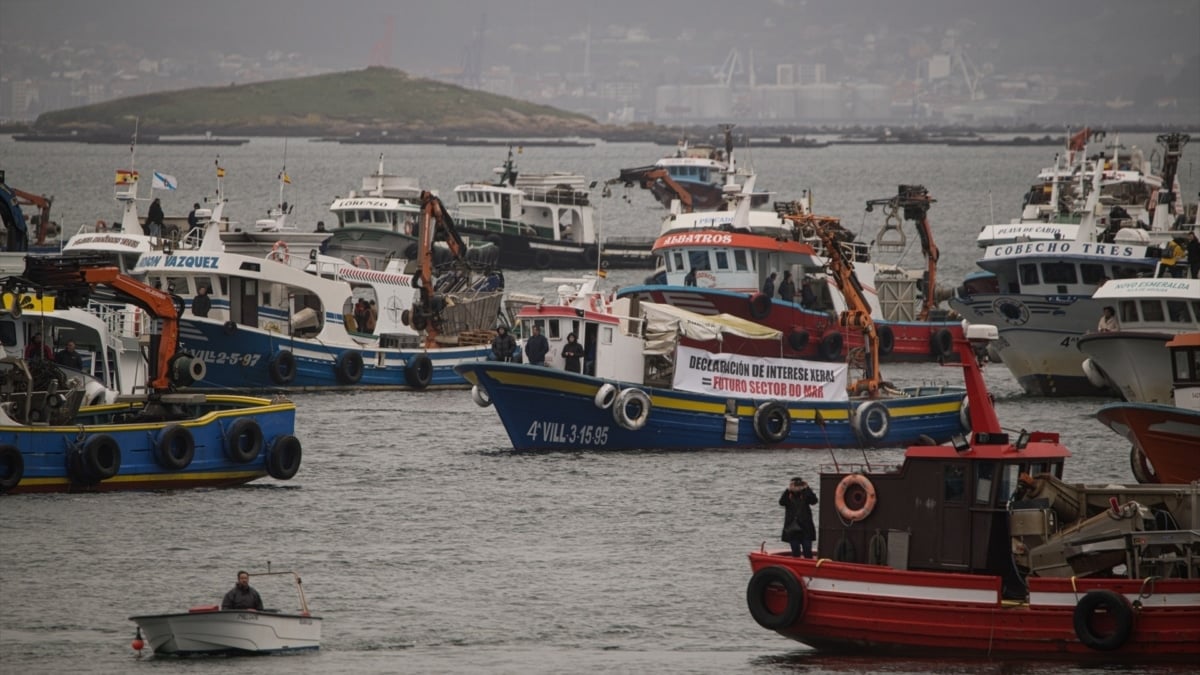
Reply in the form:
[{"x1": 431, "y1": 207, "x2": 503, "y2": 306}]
[{"x1": 139, "y1": 254, "x2": 221, "y2": 269}]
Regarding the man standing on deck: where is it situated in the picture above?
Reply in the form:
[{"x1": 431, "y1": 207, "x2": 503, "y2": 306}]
[{"x1": 524, "y1": 324, "x2": 550, "y2": 366}]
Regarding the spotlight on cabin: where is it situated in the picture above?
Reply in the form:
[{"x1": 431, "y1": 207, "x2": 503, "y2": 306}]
[
  {"x1": 1016, "y1": 429, "x2": 1031, "y2": 450},
  {"x1": 951, "y1": 433, "x2": 971, "y2": 453}
]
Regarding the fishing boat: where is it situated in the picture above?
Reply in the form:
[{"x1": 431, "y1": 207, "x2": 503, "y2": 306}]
[
  {"x1": 1095, "y1": 332, "x2": 1200, "y2": 485},
  {"x1": 745, "y1": 323, "x2": 1200, "y2": 659},
  {"x1": 1077, "y1": 277, "x2": 1200, "y2": 403},
  {"x1": 130, "y1": 192, "x2": 502, "y2": 392},
  {"x1": 129, "y1": 569, "x2": 320, "y2": 656},
  {"x1": 616, "y1": 125, "x2": 770, "y2": 211},
  {"x1": 974, "y1": 131, "x2": 1192, "y2": 247},
  {"x1": 620, "y1": 184, "x2": 964, "y2": 363},
  {"x1": 455, "y1": 219, "x2": 966, "y2": 452},
  {"x1": 0, "y1": 255, "x2": 302, "y2": 495},
  {"x1": 0, "y1": 171, "x2": 59, "y2": 253},
  {"x1": 322, "y1": 151, "x2": 654, "y2": 271}
]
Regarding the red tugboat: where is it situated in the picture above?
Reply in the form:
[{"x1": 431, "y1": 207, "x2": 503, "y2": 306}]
[{"x1": 746, "y1": 323, "x2": 1200, "y2": 659}]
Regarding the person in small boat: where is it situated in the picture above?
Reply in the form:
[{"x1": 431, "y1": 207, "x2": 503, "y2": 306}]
[
  {"x1": 192, "y1": 286, "x2": 212, "y2": 318},
  {"x1": 490, "y1": 326, "x2": 517, "y2": 362},
  {"x1": 1160, "y1": 238, "x2": 1186, "y2": 278},
  {"x1": 222, "y1": 570, "x2": 264, "y2": 611},
  {"x1": 562, "y1": 332, "x2": 584, "y2": 373},
  {"x1": 524, "y1": 324, "x2": 550, "y2": 366},
  {"x1": 778, "y1": 270, "x2": 796, "y2": 302},
  {"x1": 780, "y1": 477, "x2": 818, "y2": 558},
  {"x1": 761, "y1": 272, "x2": 777, "y2": 299},
  {"x1": 1097, "y1": 306, "x2": 1119, "y2": 333},
  {"x1": 353, "y1": 299, "x2": 372, "y2": 334},
  {"x1": 54, "y1": 340, "x2": 83, "y2": 370},
  {"x1": 25, "y1": 332, "x2": 53, "y2": 361}
]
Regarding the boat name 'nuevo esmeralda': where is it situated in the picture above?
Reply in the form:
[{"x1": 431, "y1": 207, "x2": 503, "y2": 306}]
[
  {"x1": 985, "y1": 241, "x2": 1141, "y2": 259},
  {"x1": 687, "y1": 353, "x2": 839, "y2": 383},
  {"x1": 138, "y1": 254, "x2": 220, "y2": 269}
]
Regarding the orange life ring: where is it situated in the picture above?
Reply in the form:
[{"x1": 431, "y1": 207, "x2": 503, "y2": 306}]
[
  {"x1": 95, "y1": 220, "x2": 108, "y2": 232},
  {"x1": 353, "y1": 255, "x2": 371, "y2": 269},
  {"x1": 269, "y1": 240, "x2": 291, "y2": 264},
  {"x1": 835, "y1": 473, "x2": 877, "y2": 522}
]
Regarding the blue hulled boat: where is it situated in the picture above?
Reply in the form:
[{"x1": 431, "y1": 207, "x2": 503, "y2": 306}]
[
  {"x1": 0, "y1": 256, "x2": 302, "y2": 495},
  {"x1": 455, "y1": 275, "x2": 966, "y2": 451}
]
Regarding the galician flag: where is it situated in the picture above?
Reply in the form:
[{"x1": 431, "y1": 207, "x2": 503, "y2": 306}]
[{"x1": 152, "y1": 171, "x2": 178, "y2": 191}]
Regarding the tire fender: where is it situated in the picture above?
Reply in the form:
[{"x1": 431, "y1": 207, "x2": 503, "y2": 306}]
[
  {"x1": 268, "y1": 349, "x2": 297, "y2": 386},
  {"x1": 594, "y1": 383, "x2": 618, "y2": 410},
  {"x1": 0, "y1": 444, "x2": 23, "y2": 493},
  {"x1": 155, "y1": 424, "x2": 195, "y2": 471},
  {"x1": 225, "y1": 418, "x2": 264, "y2": 464},
  {"x1": 1073, "y1": 590, "x2": 1134, "y2": 651},
  {"x1": 612, "y1": 388, "x2": 651, "y2": 431},
  {"x1": 852, "y1": 400, "x2": 891, "y2": 444},
  {"x1": 405, "y1": 354, "x2": 433, "y2": 389},
  {"x1": 746, "y1": 566, "x2": 805, "y2": 630},
  {"x1": 753, "y1": 401, "x2": 791, "y2": 444},
  {"x1": 266, "y1": 435, "x2": 303, "y2": 480},
  {"x1": 471, "y1": 384, "x2": 492, "y2": 408}
]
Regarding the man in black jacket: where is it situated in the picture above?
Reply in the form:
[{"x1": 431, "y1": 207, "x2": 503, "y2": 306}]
[
  {"x1": 524, "y1": 324, "x2": 550, "y2": 366},
  {"x1": 192, "y1": 286, "x2": 212, "y2": 317},
  {"x1": 221, "y1": 571, "x2": 264, "y2": 611},
  {"x1": 780, "y1": 477, "x2": 819, "y2": 558},
  {"x1": 490, "y1": 326, "x2": 517, "y2": 362}
]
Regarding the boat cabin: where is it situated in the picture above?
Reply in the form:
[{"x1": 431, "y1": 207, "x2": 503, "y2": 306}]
[
  {"x1": 453, "y1": 174, "x2": 596, "y2": 245},
  {"x1": 964, "y1": 241, "x2": 1158, "y2": 297},
  {"x1": 1168, "y1": 333, "x2": 1200, "y2": 412},
  {"x1": 1092, "y1": 278, "x2": 1200, "y2": 330}
]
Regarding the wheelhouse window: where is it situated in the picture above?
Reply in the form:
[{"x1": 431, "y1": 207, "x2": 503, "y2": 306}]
[
  {"x1": 1167, "y1": 300, "x2": 1191, "y2": 323},
  {"x1": 943, "y1": 464, "x2": 966, "y2": 503},
  {"x1": 1019, "y1": 264, "x2": 1039, "y2": 286},
  {"x1": 1139, "y1": 300, "x2": 1165, "y2": 322},
  {"x1": 974, "y1": 463, "x2": 995, "y2": 506},
  {"x1": 1119, "y1": 300, "x2": 1138, "y2": 323},
  {"x1": 1174, "y1": 347, "x2": 1199, "y2": 381},
  {"x1": 688, "y1": 250, "x2": 711, "y2": 271},
  {"x1": 672, "y1": 251, "x2": 684, "y2": 271},
  {"x1": 1040, "y1": 262, "x2": 1077, "y2": 285},
  {"x1": 996, "y1": 464, "x2": 1021, "y2": 504},
  {"x1": 548, "y1": 320, "x2": 561, "y2": 339},
  {"x1": 734, "y1": 250, "x2": 749, "y2": 271},
  {"x1": 715, "y1": 251, "x2": 730, "y2": 270},
  {"x1": 1080, "y1": 264, "x2": 1107, "y2": 285}
]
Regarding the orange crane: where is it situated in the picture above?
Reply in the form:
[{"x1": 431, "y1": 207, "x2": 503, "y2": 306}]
[
  {"x1": 413, "y1": 191, "x2": 471, "y2": 348},
  {"x1": 610, "y1": 166, "x2": 697, "y2": 212},
  {"x1": 783, "y1": 212, "x2": 882, "y2": 398},
  {"x1": 865, "y1": 185, "x2": 941, "y2": 321},
  {"x1": 19, "y1": 255, "x2": 189, "y2": 394}
]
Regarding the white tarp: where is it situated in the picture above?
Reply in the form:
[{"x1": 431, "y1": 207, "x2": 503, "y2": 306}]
[
  {"x1": 641, "y1": 302, "x2": 782, "y2": 342},
  {"x1": 673, "y1": 344, "x2": 849, "y2": 402}
]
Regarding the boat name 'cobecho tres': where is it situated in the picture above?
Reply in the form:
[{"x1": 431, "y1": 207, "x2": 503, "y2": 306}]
[{"x1": 745, "y1": 323, "x2": 1200, "y2": 659}]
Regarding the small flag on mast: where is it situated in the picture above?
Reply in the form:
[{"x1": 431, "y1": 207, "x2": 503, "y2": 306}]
[
  {"x1": 152, "y1": 171, "x2": 178, "y2": 191},
  {"x1": 216, "y1": 166, "x2": 226, "y2": 178},
  {"x1": 280, "y1": 171, "x2": 292, "y2": 185},
  {"x1": 115, "y1": 169, "x2": 138, "y2": 185}
]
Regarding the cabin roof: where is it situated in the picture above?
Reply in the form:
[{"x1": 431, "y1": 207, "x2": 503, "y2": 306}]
[
  {"x1": 1166, "y1": 332, "x2": 1200, "y2": 348},
  {"x1": 903, "y1": 435, "x2": 1070, "y2": 462}
]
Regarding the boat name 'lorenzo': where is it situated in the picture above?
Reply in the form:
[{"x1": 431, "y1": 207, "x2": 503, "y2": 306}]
[
  {"x1": 138, "y1": 254, "x2": 221, "y2": 269},
  {"x1": 984, "y1": 241, "x2": 1140, "y2": 259}
]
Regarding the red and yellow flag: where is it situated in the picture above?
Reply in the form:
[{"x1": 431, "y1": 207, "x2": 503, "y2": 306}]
[
  {"x1": 115, "y1": 169, "x2": 139, "y2": 185},
  {"x1": 216, "y1": 166, "x2": 226, "y2": 178}
]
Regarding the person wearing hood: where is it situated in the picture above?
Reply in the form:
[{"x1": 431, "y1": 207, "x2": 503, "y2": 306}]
[{"x1": 491, "y1": 326, "x2": 517, "y2": 362}]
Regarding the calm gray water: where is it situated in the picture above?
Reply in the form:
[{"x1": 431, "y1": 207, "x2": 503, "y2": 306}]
[{"x1": 2, "y1": 135, "x2": 1196, "y2": 674}]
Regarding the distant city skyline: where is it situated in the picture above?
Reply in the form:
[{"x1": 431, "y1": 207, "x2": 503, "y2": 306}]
[{"x1": 2, "y1": 0, "x2": 1197, "y2": 126}]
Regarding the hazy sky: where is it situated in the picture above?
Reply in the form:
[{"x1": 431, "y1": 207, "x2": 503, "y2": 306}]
[{"x1": 4, "y1": 0, "x2": 1198, "y2": 81}]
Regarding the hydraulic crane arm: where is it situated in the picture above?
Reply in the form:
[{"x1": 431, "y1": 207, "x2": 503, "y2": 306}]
[
  {"x1": 18, "y1": 255, "x2": 181, "y2": 393},
  {"x1": 609, "y1": 166, "x2": 695, "y2": 213},
  {"x1": 865, "y1": 185, "x2": 940, "y2": 321},
  {"x1": 2, "y1": 183, "x2": 54, "y2": 246},
  {"x1": 415, "y1": 191, "x2": 472, "y2": 347},
  {"x1": 783, "y1": 213, "x2": 881, "y2": 397}
]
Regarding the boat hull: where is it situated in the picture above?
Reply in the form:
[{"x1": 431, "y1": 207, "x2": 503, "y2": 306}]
[
  {"x1": 1, "y1": 396, "x2": 298, "y2": 494},
  {"x1": 620, "y1": 285, "x2": 964, "y2": 363},
  {"x1": 455, "y1": 362, "x2": 965, "y2": 451},
  {"x1": 748, "y1": 552, "x2": 1200, "y2": 658},
  {"x1": 950, "y1": 292, "x2": 1113, "y2": 396},
  {"x1": 1095, "y1": 402, "x2": 1200, "y2": 484},
  {"x1": 453, "y1": 219, "x2": 654, "y2": 270},
  {"x1": 130, "y1": 609, "x2": 320, "y2": 656},
  {"x1": 1077, "y1": 331, "x2": 1178, "y2": 403},
  {"x1": 177, "y1": 318, "x2": 488, "y2": 391}
]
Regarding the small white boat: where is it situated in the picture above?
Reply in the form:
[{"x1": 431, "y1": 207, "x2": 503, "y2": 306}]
[{"x1": 129, "y1": 571, "x2": 320, "y2": 656}]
